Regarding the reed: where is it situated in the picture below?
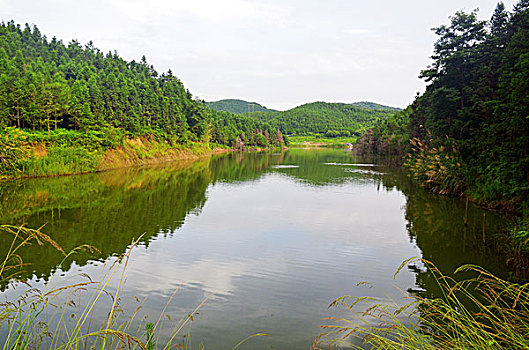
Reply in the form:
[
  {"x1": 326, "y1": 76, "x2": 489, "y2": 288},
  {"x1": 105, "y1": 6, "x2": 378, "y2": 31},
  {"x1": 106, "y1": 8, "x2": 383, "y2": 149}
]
[{"x1": 313, "y1": 257, "x2": 529, "y2": 350}]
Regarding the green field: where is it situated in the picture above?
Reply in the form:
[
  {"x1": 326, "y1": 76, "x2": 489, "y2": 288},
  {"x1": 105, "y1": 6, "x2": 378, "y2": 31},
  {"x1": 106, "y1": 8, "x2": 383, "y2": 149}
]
[{"x1": 287, "y1": 135, "x2": 357, "y2": 147}]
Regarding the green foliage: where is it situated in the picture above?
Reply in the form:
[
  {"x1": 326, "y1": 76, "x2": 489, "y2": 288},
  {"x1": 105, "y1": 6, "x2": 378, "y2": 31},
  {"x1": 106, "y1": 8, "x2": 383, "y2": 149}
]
[
  {"x1": 0, "y1": 21, "x2": 285, "y2": 157},
  {"x1": 0, "y1": 127, "x2": 28, "y2": 176},
  {"x1": 497, "y1": 206, "x2": 529, "y2": 273},
  {"x1": 20, "y1": 145, "x2": 100, "y2": 177},
  {"x1": 410, "y1": 2, "x2": 529, "y2": 202},
  {"x1": 288, "y1": 135, "x2": 355, "y2": 147},
  {"x1": 206, "y1": 99, "x2": 277, "y2": 114},
  {"x1": 208, "y1": 110, "x2": 284, "y2": 148},
  {"x1": 355, "y1": 107, "x2": 411, "y2": 162},
  {"x1": 21, "y1": 128, "x2": 125, "y2": 150},
  {"x1": 349, "y1": 101, "x2": 401, "y2": 112},
  {"x1": 246, "y1": 101, "x2": 396, "y2": 137}
]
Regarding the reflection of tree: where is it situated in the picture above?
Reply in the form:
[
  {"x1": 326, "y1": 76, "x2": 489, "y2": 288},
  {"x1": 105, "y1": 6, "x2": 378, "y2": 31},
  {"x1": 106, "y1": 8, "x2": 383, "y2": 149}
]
[
  {"x1": 209, "y1": 152, "x2": 275, "y2": 184},
  {"x1": 0, "y1": 160, "x2": 213, "y2": 290},
  {"x1": 383, "y1": 169, "x2": 512, "y2": 300},
  {"x1": 0, "y1": 152, "x2": 286, "y2": 290},
  {"x1": 270, "y1": 148, "x2": 379, "y2": 186}
]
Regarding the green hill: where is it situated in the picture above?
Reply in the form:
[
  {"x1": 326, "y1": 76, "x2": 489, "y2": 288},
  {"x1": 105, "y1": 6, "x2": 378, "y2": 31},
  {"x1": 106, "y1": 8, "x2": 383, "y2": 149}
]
[
  {"x1": 207, "y1": 99, "x2": 278, "y2": 114},
  {"x1": 245, "y1": 101, "x2": 398, "y2": 137}
]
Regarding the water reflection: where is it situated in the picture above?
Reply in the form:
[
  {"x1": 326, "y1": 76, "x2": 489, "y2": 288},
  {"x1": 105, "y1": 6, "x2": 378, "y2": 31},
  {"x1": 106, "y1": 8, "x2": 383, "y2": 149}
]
[{"x1": 0, "y1": 149, "x2": 512, "y2": 349}]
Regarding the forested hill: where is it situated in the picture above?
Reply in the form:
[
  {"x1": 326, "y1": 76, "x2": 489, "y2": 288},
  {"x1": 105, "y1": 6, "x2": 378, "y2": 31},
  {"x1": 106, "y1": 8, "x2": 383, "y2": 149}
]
[
  {"x1": 207, "y1": 99, "x2": 278, "y2": 114},
  {"x1": 0, "y1": 21, "x2": 285, "y2": 148},
  {"x1": 246, "y1": 101, "x2": 398, "y2": 137}
]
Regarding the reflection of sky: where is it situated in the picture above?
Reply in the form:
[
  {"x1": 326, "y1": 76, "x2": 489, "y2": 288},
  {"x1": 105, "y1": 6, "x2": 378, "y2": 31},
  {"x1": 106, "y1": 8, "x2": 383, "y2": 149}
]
[
  {"x1": 114, "y1": 172, "x2": 419, "y2": 348},
  {"x1": 1, "y1": 162, "x2": 420, "y2": 349}
]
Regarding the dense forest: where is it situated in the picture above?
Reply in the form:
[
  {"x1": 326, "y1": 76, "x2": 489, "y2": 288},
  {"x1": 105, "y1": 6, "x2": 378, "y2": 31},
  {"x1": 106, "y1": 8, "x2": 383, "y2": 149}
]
[
  {"x1": 0, "y1": 21, "x2": 285, "y2": 152},
  {"x1": 206, "y1": 99, "x2": 278, "y2": 114},
  {"x1": 245, "y1": 101, "x2": 398, "y2": 137},
  {"x1": 357, "y1": 1, "x2": 529, "y2": 206}
]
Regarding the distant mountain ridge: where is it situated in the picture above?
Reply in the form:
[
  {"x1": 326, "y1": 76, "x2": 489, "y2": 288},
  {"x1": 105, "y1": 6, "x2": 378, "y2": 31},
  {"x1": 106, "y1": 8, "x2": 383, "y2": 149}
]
[
  {"x1": 244, "y1": 101, "x2": 399, "y2": 137},
  {"x1": 206, "y1": 99, "x2": 278, "y2": 114},
  {"x1": 207, "y1": 99, "x2": 400, "y2": 137},
  {"x1": 349, "y1": 101, "x2": 401, "y2": 112},
  {"x1": 207, "y1": 99, "x2": 400, "y2": 114}
]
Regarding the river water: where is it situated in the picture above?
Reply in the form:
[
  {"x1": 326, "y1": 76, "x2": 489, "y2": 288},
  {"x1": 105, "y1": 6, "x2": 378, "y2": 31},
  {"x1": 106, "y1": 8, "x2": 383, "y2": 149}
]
[{"x1": 0, "y1": 148, "x2": 510, "y2": 349}]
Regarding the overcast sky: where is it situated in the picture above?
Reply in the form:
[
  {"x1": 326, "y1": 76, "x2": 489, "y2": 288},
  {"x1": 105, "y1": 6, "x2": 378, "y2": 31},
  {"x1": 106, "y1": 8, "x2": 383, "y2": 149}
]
[{"x1": 0, "y1": 0, "x2": 518, "y2": 110}]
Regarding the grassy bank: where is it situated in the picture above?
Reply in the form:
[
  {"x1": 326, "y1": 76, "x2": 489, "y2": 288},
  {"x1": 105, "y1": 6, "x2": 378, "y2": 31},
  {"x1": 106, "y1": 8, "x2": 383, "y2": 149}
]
[{"x1": 0, "y1": 127, "x2": 231, "y2": 179}]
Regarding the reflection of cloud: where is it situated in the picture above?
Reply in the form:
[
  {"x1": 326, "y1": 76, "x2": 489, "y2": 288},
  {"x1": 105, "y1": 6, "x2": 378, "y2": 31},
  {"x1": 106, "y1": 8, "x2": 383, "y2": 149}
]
[
  {"x1": 271, "y1": 165, "x2": 299, "y2": 169},
  {"x1": 90, "y1": 171, "x2": 413, "y2": 301},
  {"x1": 126, "y1": 256, "x2": 279, "y2": 297},
  {"x1": 183, "y1": 173, "x2": 409, "y2": 245},
  {"x1": 344, "y1": 169, "x2": 385, "y2": 175},
  {"x1": 324, "y1": 162, "x2": 375, "y2": 166}
]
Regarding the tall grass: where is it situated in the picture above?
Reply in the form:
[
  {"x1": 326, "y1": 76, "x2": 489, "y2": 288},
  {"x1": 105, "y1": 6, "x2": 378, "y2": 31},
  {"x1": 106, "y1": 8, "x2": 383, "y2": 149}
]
[
  {"x1": 313, "y1": 258, "x2": 529, "y2": 350},
  {"x1": 495, "y1": 211, "x2": 529, "y2": 279},
  {"x1": 19, "y1": 146, "x2": 101, "y2": 177},
  {"x1": 405, "y1": 135, "x2": 468, "y2": 196}
]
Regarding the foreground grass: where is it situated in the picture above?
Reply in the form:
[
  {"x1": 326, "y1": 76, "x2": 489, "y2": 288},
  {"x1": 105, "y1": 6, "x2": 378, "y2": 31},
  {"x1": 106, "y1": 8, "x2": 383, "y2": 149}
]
[
  {"x1": 313, "y1": 258, "x2": 529, "y2": 350},
  {"x1": 0, "y1": 225, "x2": 266, "y2": 349}
]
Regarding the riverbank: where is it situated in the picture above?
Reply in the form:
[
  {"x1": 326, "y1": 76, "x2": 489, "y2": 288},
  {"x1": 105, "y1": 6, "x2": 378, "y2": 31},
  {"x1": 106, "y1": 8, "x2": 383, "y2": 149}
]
[{"x1": 0, "y1": 127, "x2": 234, "y2": 180}]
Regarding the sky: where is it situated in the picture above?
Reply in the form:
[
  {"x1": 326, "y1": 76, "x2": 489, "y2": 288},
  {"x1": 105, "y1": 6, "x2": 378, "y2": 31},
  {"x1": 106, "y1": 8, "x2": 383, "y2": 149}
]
[{"x1": 0, "y1": 0, "x2": 518, "y2": 110}]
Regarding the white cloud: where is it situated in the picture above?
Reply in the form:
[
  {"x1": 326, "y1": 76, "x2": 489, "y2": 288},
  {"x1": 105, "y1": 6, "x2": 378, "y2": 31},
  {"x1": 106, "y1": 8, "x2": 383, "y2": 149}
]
[{"x1": 344, "y1": 28, "x2": 369, "y2": 35}]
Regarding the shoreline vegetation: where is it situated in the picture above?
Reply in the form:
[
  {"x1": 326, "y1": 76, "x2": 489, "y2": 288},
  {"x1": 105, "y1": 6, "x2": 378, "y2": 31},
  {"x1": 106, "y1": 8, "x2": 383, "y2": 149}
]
[
  {"x1": 313, "y1": 258, "x2": 529, "y2": 350},
  {"x1": 0, "y1": 128, "x2": 231, "y2": 180},
  {"x1": 0, "y1": 126, "x2": 278, "y2": 180}
]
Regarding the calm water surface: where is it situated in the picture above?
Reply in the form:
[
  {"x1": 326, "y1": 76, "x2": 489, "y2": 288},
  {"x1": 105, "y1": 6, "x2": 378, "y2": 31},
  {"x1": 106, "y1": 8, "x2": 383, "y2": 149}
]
[{"x1": 0, "y1": 149, "x2": 510, "y2": 349}]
